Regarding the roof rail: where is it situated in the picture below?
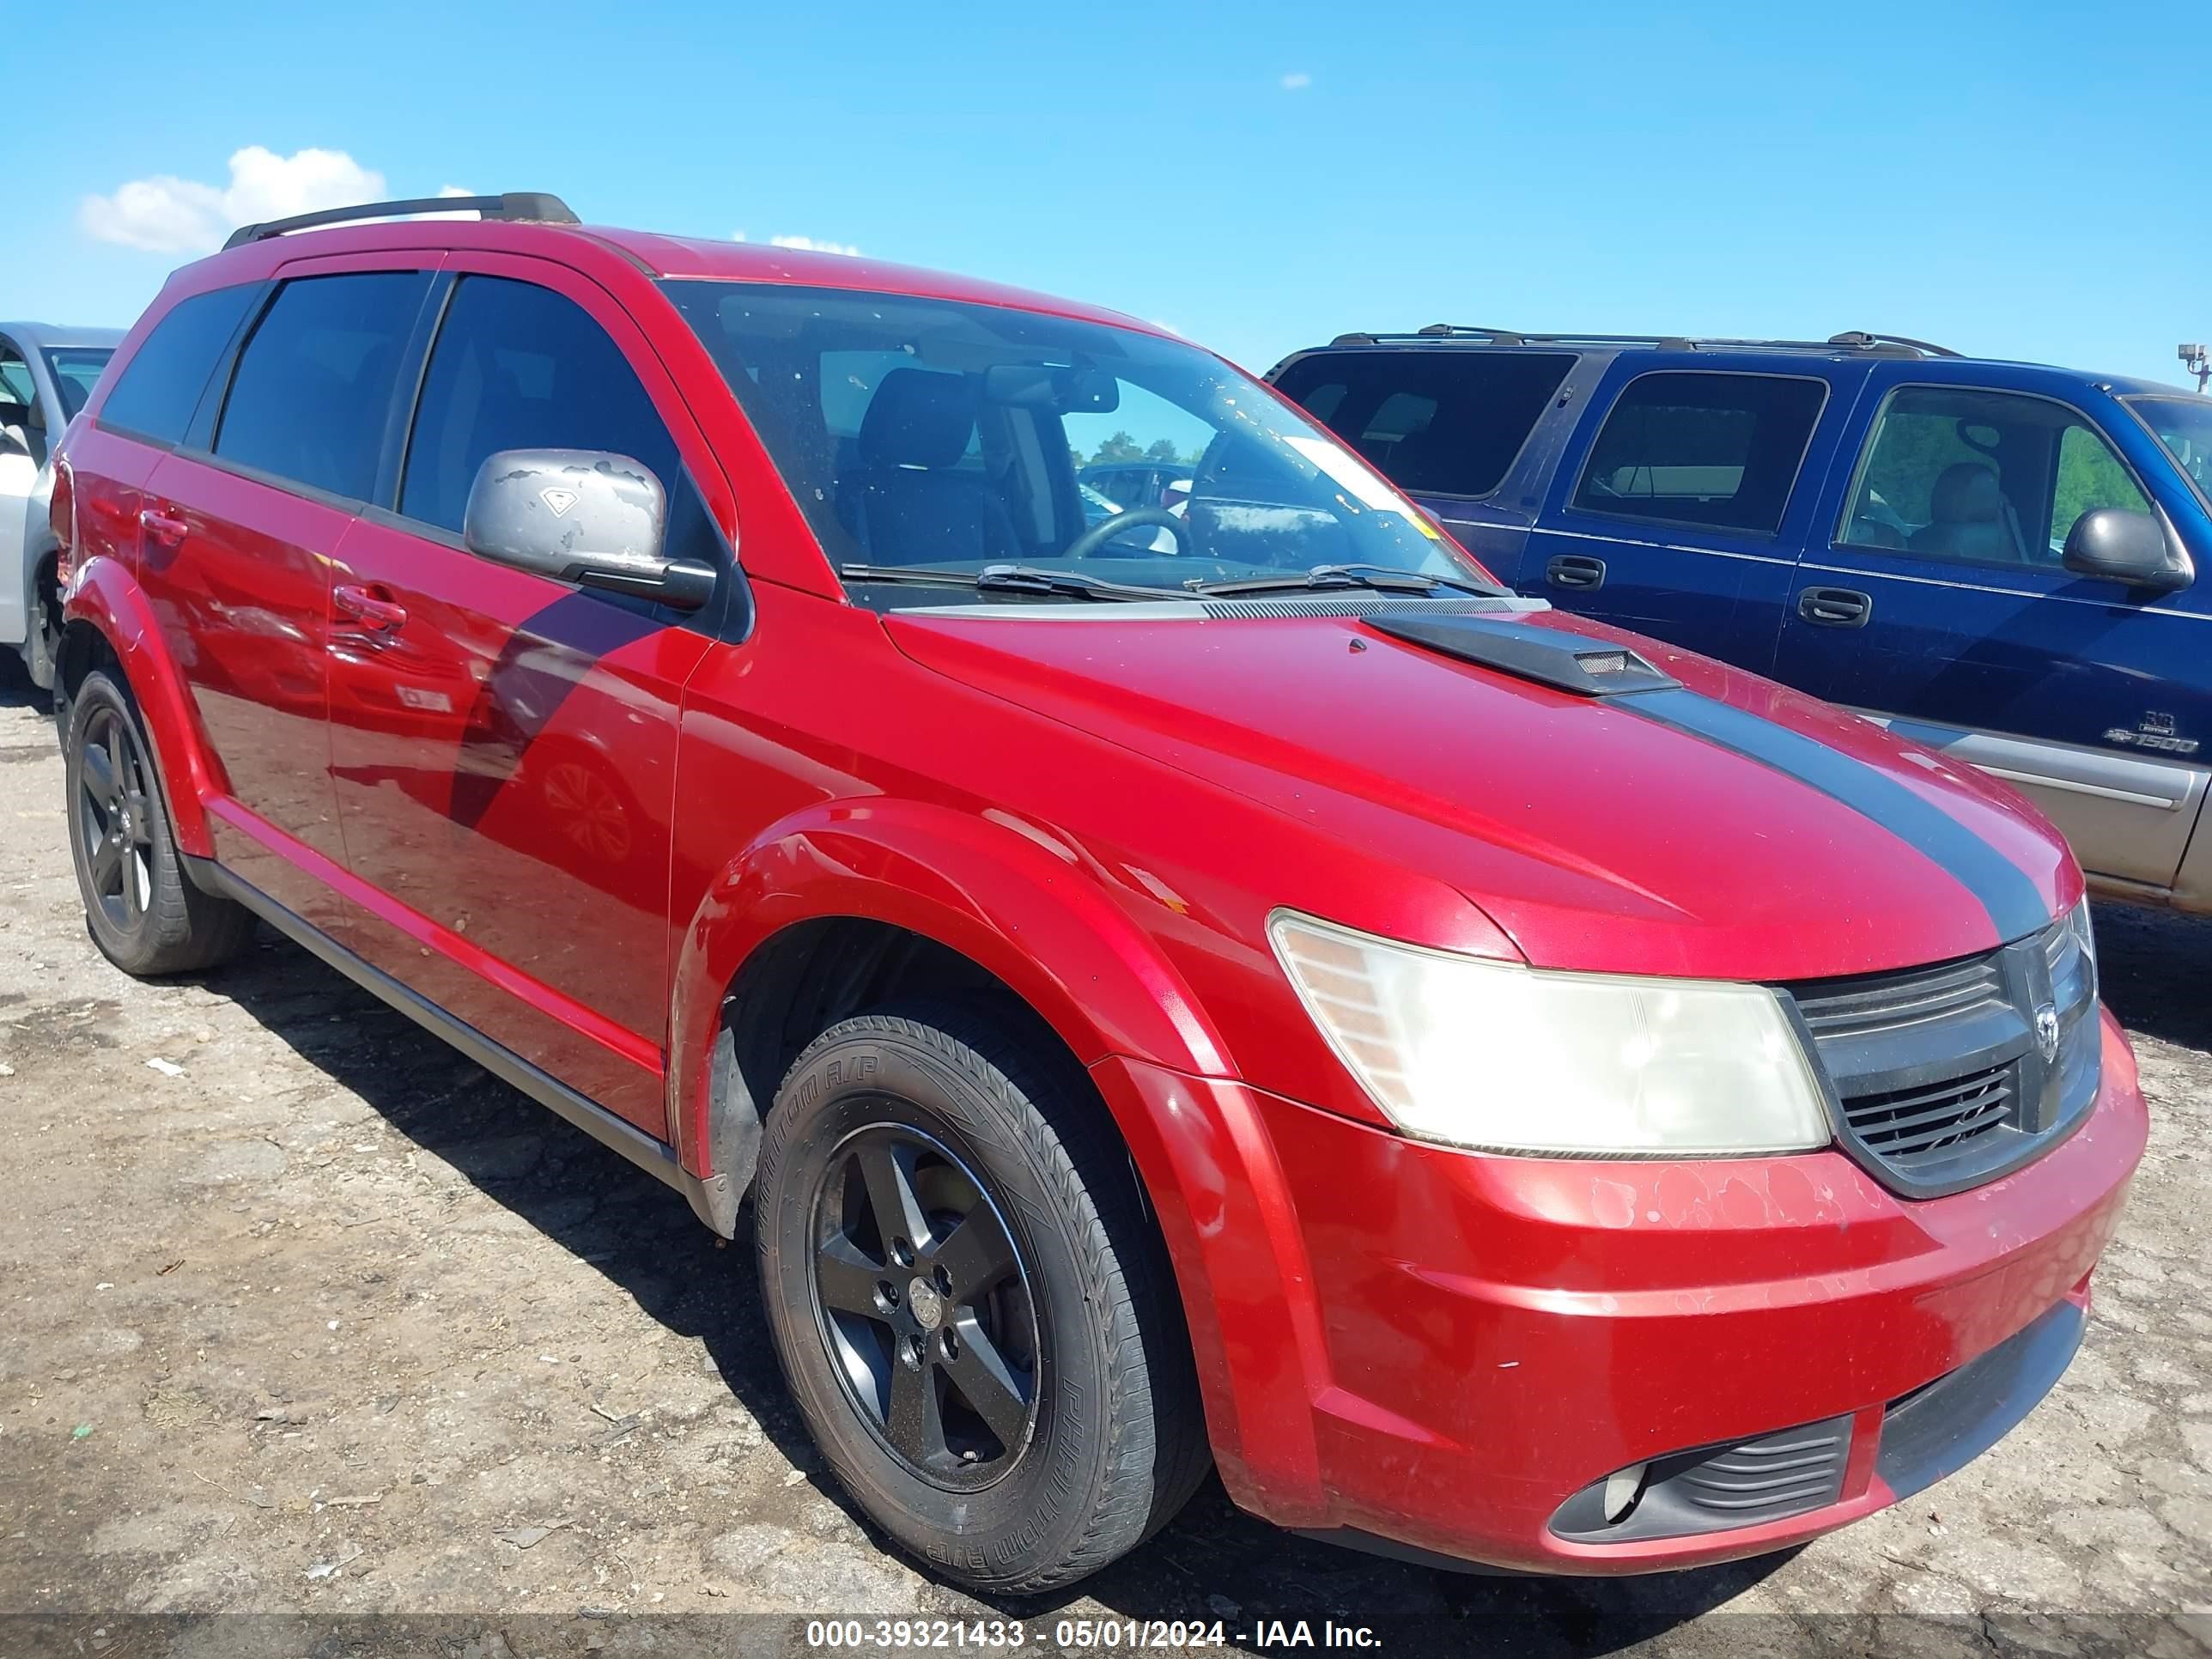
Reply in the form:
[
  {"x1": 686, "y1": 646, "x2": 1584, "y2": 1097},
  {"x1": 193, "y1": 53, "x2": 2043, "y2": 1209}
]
[
  {"x1": 1823, "y1": 331, "x2": 1961, "y2": 358},
  {"x1": 222, "y1": 191, "x2": 580, "y2": 251},
  {"x1": 1328, "y1": 325, "x2": 1960, "y2": 359}
]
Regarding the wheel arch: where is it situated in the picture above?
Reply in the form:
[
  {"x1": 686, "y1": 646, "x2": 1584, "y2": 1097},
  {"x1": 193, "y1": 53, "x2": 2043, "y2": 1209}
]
[
  {"x1": 670, "y1": 806, "x2": 1326, "y2": 1514},
  {"x1": 666, "y1": 798, "x2": 1233, "y2": 1202},
  {"x1": 59, "y1": 560, "x2": 222, "y2": 858}
]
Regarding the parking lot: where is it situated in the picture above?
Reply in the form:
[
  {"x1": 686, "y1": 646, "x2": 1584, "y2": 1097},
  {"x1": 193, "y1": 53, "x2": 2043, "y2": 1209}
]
[{"x1": 0, "y1": 674, "x2": 2206, "y2": 1656}]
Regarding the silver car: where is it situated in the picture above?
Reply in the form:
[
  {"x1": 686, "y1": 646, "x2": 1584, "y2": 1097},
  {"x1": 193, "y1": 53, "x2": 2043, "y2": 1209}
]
[{"x1": 2, "y1": 323, "x2": 124, "y2": 690}]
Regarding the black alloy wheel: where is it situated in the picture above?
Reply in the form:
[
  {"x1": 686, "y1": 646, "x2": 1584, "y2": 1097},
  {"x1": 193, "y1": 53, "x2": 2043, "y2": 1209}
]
[
  {"x1": 811, "y1": 1122, "x2": 1039, "y2": 1490},
  {"x1": 75, "y1": 697, "x2": 157, "y2": 934},
  {"x1": 64, "y1": 667, "x2": 254, "y2": 976},
  {"x1": 755, "y1": 1002, "x2": 1209, "y2": 1593}
]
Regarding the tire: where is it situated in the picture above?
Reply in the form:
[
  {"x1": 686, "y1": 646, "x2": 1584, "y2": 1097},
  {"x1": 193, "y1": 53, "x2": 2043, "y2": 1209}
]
[
  {"x1": 756, "y1": 1000, "x2": 1208, "y2": 1594},
  {"x1": 24, "y1": 560, "x2": 59, "y2": 693},
  {"x1": 64, "y1": 666, "x2": 255, "y2": 976}
]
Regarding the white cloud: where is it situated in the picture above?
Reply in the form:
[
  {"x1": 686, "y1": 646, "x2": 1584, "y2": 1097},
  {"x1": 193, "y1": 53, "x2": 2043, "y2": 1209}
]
[
  {"x1": 732, "y1": 230, "x2": 862, "y2": 257},
  {"x1": 79, "y1": 146, "x2": 388, "y2": 253},
  {"x1": 769, "y1": 234, "x2": 861, "y2": 257},
  {"x1": 1279, "y1": 71, "x2": 1312, "y2": 90},
  {"x1": 412, "y1": 184, "x2": 482, "y2": 222}
]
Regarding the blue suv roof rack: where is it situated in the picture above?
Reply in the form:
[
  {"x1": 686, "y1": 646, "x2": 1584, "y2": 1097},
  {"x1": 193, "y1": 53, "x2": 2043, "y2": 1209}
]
[{"x1": 1324, "y1": 326, "x2": 1960, "y2": 359}]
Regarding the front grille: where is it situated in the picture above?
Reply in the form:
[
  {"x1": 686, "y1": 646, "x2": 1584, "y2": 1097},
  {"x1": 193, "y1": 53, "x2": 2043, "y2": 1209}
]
[
  {"x1": 1784, "y1": 915, "x2": 2098, "y2": 1198},
  {"x1": 1794, "y1": 954, "x2": 2006, "y2": 1041},
  {"x1": 1841, "y1": 1061, "x2": 2013, "y2": 1159}
]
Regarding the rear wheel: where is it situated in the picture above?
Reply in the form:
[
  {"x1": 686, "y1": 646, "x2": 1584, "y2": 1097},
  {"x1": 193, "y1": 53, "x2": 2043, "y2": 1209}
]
[
  {"x1": 65, "y1": 667, "x2": 254, "y2": 975},
  {"x1": 755, "y1": 1002, "x2": 1206, "y2": 1594}
]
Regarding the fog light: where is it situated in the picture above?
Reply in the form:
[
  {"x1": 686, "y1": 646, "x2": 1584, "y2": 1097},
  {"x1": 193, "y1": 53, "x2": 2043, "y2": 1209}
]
[{"x1": 1603, "y1": 1462, "x2": 1648, "y2": 1523}]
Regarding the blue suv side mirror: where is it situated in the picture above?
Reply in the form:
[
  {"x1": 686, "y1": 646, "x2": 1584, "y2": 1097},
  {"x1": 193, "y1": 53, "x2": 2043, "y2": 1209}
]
[{"x1": 2062, "y1": 507, "x2": 2194, "y2": 594}]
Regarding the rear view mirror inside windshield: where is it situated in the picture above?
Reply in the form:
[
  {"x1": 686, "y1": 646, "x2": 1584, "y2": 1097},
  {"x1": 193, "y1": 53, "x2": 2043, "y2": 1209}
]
[{"x1": 982, "y1": 362, "x2": 1119, "y2": 413}]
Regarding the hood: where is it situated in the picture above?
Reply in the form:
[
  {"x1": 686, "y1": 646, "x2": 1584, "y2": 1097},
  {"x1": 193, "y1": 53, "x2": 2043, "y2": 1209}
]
[{"x1": 884, "y1": 602, "x2": 2080, "y2": 982}]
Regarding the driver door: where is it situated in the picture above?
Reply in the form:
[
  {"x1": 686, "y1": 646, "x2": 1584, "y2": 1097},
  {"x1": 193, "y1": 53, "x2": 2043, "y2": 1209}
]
[{"x1": 1774, "y1": 370, "x2": 2210, "y2": 890}]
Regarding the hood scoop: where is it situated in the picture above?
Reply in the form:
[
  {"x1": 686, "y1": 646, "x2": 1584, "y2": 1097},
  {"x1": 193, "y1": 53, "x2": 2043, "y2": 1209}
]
[{"x1": 1367, "y1": 613, "x2": 1680, "y2": 697}]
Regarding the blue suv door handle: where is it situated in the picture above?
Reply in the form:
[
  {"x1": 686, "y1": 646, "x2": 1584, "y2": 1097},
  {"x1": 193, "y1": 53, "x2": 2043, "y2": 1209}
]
[
  {"x1": 1799, "y1": 586, "x2": 1873, "y2": 628},
  {"x1": 1547, "y1": 554, "x2": 1607, "y2": 590}
]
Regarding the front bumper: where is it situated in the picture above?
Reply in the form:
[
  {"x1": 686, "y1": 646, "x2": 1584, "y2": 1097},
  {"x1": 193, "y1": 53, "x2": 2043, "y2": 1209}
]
[{"x1": 1097, "y1": 1009, "x2": 2146, "y2": 1574}]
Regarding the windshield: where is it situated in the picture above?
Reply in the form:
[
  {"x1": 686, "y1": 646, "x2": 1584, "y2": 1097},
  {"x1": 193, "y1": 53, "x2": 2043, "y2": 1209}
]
[
  {"x1": 43, "y1": 349, "x2": 113, "y2": 422},
  {"x1": 661, "y1": 282, "x2": 1487, "y2": 603},
  {"x1": 2128, "y1": 395, "x2": 2212, "y2": 512}
]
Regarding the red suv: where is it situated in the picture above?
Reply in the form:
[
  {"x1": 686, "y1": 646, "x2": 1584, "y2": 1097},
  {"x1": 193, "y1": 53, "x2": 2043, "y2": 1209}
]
[{"x1": 52, "y1": 193, "x2": 2145, "y2": 1592}]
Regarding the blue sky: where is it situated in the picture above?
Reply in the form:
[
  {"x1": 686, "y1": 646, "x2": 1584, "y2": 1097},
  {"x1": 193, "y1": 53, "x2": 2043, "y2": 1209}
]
[{"x1": 9, "y1": 0, "x2": 2205, "y2": 387}]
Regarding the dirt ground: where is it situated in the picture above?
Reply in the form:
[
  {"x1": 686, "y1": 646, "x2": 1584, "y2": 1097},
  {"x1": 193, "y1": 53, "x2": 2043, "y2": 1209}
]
[{"x1": 1, "y1": 673, "x2": 2207, "y2": 1659}]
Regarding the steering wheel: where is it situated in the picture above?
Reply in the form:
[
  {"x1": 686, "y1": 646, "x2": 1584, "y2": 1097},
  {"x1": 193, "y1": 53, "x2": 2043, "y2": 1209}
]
[{"x1": 1062, "y1": 507, "x2": 1191, "y2": 561}]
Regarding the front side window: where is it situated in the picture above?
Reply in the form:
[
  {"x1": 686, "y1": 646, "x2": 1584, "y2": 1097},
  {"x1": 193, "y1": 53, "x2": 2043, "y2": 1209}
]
[
  {"x1": 662, "y1": 282, "x2": 1480, "y2": 602},
  {"x1": 1571, "y1": 370, "x2": 1826, "y2": 536},
  {"x1": 1274, "y1": 349, "x2": 1576, "y2": 499},
  {"x1": 216, "y1": 272, "x2": 430, "y2": 500},
  {"x1": 44, "y1": 349, "x2": 114, "y2": 422},
  {"x1": 98, "y1": 284, "x2": 260, "y2": 447},
  {"x1": 2127, "y1": 395, "x2": 2212, "y2": 513},
  {"x1": 401, "y1": 276, "x2": 680, "y2": 536},
  {"x1": 1840, "y1": 386, "x2": 2149, "y2": 567}
]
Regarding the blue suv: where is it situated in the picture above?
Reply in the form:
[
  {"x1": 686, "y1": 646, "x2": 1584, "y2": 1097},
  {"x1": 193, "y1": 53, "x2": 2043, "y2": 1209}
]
[{"x1": 1270, "y1": 329, "x2": 2212, "y2": 915}]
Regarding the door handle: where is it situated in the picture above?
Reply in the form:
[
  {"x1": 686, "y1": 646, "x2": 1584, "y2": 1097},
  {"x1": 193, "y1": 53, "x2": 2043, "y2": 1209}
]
[
  {"x1": 1798, "y1": 586, "x2": 1872, "y2": 628},
  {"x1": 139, "y1": 507, "x2": 188, "y2": 550},
  {"x1": 1547, "y1": 553, "x2": 1607, "y2": 590},
  {"x1": 334, "y1": 583, "x2": 408, "y2": 633}
]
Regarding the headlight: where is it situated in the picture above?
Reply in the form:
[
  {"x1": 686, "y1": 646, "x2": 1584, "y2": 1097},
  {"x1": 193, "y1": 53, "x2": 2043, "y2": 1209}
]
[
  {"x1": 1268, "y1": 911, "x2": 1832, "y2": 1157},
  {"x1": 2066, "y1": 895, "x2": 2096, "y2": 965}
]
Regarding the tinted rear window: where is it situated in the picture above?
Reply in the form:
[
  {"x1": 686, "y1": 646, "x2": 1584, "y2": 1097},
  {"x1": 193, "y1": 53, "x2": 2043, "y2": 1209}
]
[
  {"x1": 98, "y1": 285, "x2": 259, "y2": 445},
  {"x1": 1273, "y1": 349, "x2": 1575, "y2": 498},
  {"x1": 1571, "y1": 370, "x2": 1826, "y2": 536},
  {"x1": 215, "y1": 272, "x2": 430, "y2": 501}
]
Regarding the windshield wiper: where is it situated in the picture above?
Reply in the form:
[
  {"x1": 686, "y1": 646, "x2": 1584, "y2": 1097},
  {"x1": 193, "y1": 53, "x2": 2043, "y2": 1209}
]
[
  {"x1": 841, "y1": 562, "x2": 1181, "y2": 602},
  {"x1": 1194, "y1": 562, "x2": 1504, "y2": 599}
]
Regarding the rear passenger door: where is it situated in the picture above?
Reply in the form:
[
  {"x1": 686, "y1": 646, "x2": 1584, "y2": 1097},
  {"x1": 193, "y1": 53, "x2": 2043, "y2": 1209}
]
[
  {"x1": 1774, "y1": 371, "x2": 2211, "y2": 892},
  {"x1": 1268, "y1": 347, "x2": 1579, "y2": 583},
  {"x1": 1527, "y1": 361, "x2": 1859, "y2": 668},
  {"x1": 325, "y1": 259, "x2": 734, "y2": 1136},
  {"x1": 137, "y1": 259, "x2": 435, "y2": 927}
]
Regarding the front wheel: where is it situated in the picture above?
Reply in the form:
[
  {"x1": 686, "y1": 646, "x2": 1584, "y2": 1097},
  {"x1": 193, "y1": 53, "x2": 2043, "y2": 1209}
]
[{"x1": 755, "y1": 1002, "x2": 1206, "y2": 1594}]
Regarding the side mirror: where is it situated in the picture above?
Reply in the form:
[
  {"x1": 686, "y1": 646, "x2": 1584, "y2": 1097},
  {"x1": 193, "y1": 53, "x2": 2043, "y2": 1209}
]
[
  {"x1": 0, "y1": 423, "x2": 27, "y2": 457},
  {"x1": 2061, "y1": 507, "x2": 2194, "y2": 594},
  {"x1": 462, "y1": 449, "x2": 717, "y2": 610}
]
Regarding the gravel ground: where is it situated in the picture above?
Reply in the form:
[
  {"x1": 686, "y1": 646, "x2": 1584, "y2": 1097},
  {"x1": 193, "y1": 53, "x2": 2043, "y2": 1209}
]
[{"x1": 0, "y1": 674, "x2": 2206, "y2": 1659}]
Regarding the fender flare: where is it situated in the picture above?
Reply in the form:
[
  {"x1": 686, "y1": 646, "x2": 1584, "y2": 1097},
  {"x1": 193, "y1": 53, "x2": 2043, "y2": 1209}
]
[
  {"x1": 665, "y1": 796, "x2": 1232, "y2": 1185},
  {"x1": 62, "y1": 556, "x2": 224, "y2": 858},
  {"x1": 664, "y1": 799, "x2": 1319, "y2": 1487}
]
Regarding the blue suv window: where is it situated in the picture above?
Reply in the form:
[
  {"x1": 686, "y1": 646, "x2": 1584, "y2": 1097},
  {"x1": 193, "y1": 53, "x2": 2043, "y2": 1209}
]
[
  {"x1": 1839, "y1": 386, "x2": 2150, "y2": 567},
  {"x1": 1274, "y1": 349, "x2": 1575, "y2": 499},
  {"x1": 1571, "y1": 370, "x2": 1826, "y2": 536}
]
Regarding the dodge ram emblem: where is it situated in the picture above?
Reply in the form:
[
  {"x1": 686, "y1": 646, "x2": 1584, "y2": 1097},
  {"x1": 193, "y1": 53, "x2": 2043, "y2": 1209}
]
[{"x1": 2034, "y1": 1004, "x2": 2060, "y2": 1065}]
